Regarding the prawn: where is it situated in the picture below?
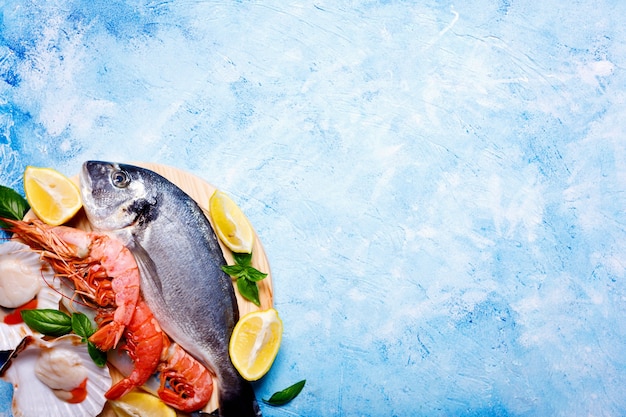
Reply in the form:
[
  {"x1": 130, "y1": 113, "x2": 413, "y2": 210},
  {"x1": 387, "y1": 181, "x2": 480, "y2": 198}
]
[
  {"x1": 1, "y1": 218, "x2": 140, "y2": 351},
  {"x1": 105, "y1": 300, "x2": 214, "y2": 413},
  {"x1": 104, "y1": 299, "x2": 164, "y2": 400},
  {"x1": 158, "y1": 337, "x2": 214, "y2": 413},
  {"x1": 3, "y1": 218, "x2": 213, "y2": 412}
]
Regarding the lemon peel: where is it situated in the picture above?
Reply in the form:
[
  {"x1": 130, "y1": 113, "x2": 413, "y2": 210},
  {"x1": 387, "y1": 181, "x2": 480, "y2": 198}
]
[
  {"x1": 209, "y1": 190, "x2": 254, "y2": 253},
  {"x1": 23, "y1": 166, "x2": 82, "y2": 226},
  {"x1": 108, "y1": 390, "x2": 177, "y2": 417},
  {"x1": 229, "y1": 308, "x2": 283, "y2": 381}
]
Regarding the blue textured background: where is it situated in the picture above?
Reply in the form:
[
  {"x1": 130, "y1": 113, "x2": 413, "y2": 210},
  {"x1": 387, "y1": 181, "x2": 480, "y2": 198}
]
[{"x1": 2, "y1": 1, "x2": 626, "y2": 416}]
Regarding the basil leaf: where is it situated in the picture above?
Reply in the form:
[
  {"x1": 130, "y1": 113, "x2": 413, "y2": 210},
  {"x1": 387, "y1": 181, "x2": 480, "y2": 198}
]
[
  {"x1": 221, "y1": 264, "x2": 246, "y2": 278},
  {"x1": 21, "y1": 309, "x2": 72, "y2": 337},
  {"x1": 71, "y1": 313, "x2": 107, "y2": 366},
  {"x1": 22, "y1": 310, "x2": 106, "y2": 367},
  {"x1": 227, "y1": 251, "x2": 267, "y2": 303},
  {"x1": 224, "y1": 251, "x2": 267, "y2": 281},
  {"x1": 0, "y1": 185, "x2": 29, "y2": 223},
  {"x1": 233, "y1": 251, "x2": 252, "y2": 267},
  {"x1": 263, "y1": 380, "x2": 306, "y2": 406},
  {"x1": 87, "y1": 342, "x2": 107, "y2": 367},
  {"x1": 71, "y1": 312, "x2": 95, "y2": 342},
  {"x1": 243, "y1": 266, "x2": 267, "y2": 282},
  {"x1": 237, "y1": 277, "x2": 260, "y2": 307}
]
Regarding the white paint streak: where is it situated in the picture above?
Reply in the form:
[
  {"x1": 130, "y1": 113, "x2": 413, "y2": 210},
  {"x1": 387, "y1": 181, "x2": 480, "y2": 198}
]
[{"x1": 422, "y1": 6, "x2": 460, "y2": 52}]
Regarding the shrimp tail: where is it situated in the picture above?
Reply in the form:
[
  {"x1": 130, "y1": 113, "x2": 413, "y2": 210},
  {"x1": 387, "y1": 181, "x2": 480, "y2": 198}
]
[
  {"x1": 89, "y1": 321, "x2": 125, "y2": 351},
  {"x1": 104, "y1": 378, "x2": 136, "y2": 401}
]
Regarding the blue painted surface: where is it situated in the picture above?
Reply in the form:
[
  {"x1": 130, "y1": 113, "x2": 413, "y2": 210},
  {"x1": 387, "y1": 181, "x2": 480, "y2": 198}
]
[
  {"x1": 0, "y1": 381, "x2": 12, "y2": 417},
  {"x1": 1, "y1": 1, "x2": 626, "y2": 416}
]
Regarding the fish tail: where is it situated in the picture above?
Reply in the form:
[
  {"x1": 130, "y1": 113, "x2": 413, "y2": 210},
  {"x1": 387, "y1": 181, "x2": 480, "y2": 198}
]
[{"x1": 219, "y1": 379, "x2": 262, "y2": 417}]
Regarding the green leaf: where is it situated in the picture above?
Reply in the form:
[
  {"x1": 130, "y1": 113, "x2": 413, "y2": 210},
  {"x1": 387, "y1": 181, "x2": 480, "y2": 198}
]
[
  {"x1": 263, "y1": 380, "x2": 306, "y2": 406},
  {"x1": 225, "y1": 250, "x2": 267, "y2": 303},
  {"x1": 233, "y1": 251, "x2": 252, "y2": 266},
  {"x1": 221, "y1": 264, "x2": 246, "y2": 278},
  {"x1": 70, "y1": 313, "x2": 106, "y2": 366},
  {"x1": 21, "y1": 310, "x2": 106, "y2": 367},
  {"x1": 87, "y1": 342, "x2": 107, "y2": 367},
  {"x1": 244, "y1": 266, "x2": 268, "y2": 282},
  {"x1": 224, "y1": 251, "x2": 267, "y2": 282},
  {"x1": 21, "y1": 309, "x2": 72, "y2": 337},
  {"x1": 237, "y1": 277, "x2": 260, "y2": 307},
  {"x1": 0, "y1": 185, "x2": 29, "y2": 224},
  {"x1": 71, "y1": 312, "x2": 95, "y2": 342}
]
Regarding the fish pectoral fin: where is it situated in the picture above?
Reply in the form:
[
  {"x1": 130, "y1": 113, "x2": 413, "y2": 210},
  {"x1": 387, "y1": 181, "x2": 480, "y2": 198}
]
[{"x1": 129, "y1": 237, "x2": 163, "y2": 294}]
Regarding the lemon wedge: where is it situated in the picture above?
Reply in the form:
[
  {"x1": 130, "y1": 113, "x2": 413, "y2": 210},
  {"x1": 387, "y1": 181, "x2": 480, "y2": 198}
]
[
  {"x1": 209, "y1": 190, "x2": 254, "y2": 253},
  {"x1": 109, "y1": 391, "x2": 177, "y2": 417},
  {"x1": 23, "y1": 166, "x2": 82, "y2": 226},
  {"x1": 229, "y1": 308, "x2": 283, "y2": 381}
]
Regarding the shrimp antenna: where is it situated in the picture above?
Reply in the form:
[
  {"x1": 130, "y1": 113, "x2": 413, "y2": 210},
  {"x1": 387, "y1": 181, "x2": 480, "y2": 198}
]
[{"x1": 38, "y1": 267, "x2": 91, "y2": 309}]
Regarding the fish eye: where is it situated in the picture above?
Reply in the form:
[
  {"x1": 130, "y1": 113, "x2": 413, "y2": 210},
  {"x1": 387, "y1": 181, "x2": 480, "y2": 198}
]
[{"x1": 111, "y1": 170, "x2": 131, "y2": 188}]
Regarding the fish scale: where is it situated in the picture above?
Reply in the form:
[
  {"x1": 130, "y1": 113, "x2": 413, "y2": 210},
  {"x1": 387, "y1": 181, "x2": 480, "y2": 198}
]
[{"x1": 79, "y1": 160, "x2": 261, "y2": 417}]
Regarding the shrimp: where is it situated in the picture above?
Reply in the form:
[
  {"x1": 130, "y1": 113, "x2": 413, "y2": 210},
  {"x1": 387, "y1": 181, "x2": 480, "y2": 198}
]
[
  {"x1": 104, "y1": 299, "x2": 164, "y2": 400},
  {"x1": 3, "y1": 218, "x2": 213, "y2": 412},
  {"x1": 105, "y1": 300, "x2": 214, "y2": 413},
  {"x1": 1, "y1": 218, "x2": 140, "y2": 351},
  {"x1": 158, "y1": 337, "x2": 214, "y2": 413}
]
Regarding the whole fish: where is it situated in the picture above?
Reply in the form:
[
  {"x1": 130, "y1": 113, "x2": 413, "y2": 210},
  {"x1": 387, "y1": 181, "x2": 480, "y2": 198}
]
[{"x1": 79, "y1": 161, "x2": 261, "y2": 417}]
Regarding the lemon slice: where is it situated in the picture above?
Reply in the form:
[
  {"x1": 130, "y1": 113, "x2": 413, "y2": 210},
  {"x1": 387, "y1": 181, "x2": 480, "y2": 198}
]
[
  {"x1": 209, "y1": 190, "x2": 254, "y2": 253},
  {"x1": 229, "y1": 308, "x2": 283, "y2": 381},
  {"x1": 23, "y1": 166, "x2": 82, "y2": 226},
  {"x1": 109, "y1": 391, "x2": 177, "y2": 417}
]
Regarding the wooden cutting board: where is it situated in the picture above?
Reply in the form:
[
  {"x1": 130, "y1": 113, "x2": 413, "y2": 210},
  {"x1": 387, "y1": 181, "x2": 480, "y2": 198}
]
[{"x1": 66, "y1": 163, "x2": 273, "y2": 416}]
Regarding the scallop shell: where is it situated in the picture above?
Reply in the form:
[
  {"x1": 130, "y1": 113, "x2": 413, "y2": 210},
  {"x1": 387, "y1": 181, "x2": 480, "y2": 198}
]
[
  {"x1": 0, "y1": 322, "x2": 31, "y2": 352},
  {"x1": 0, "y1": 242, "x2": 111, "y2": 416},
  {"x1": 3, "y1": 334, "x2": 112, "y2": 417},
  {"x1": 0, "y1": 240, "x2": 61, "y2": 310},
  {"x1": 0, "y1": 241, "x2": 62, "y2": 347},
  {"x1": 0, "y1": 241, "x2": 54, "y2": 309}
]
